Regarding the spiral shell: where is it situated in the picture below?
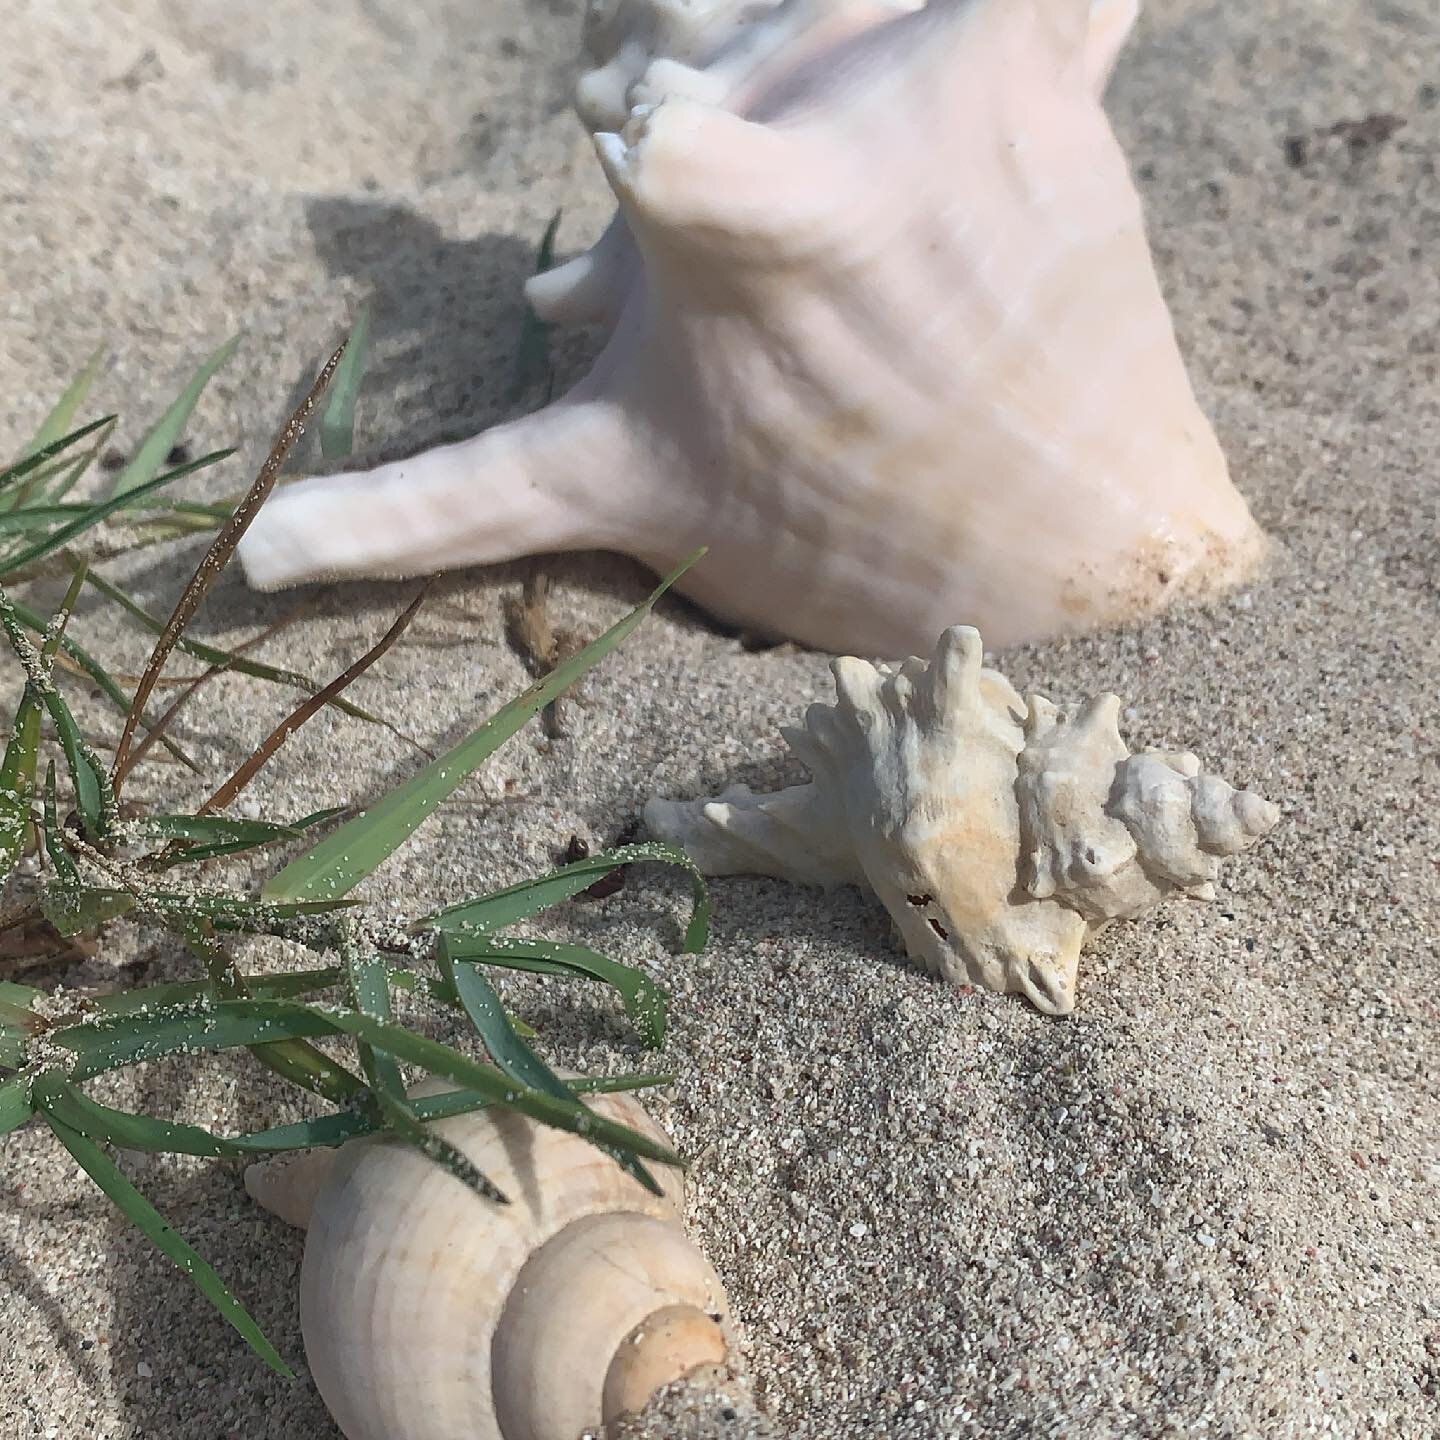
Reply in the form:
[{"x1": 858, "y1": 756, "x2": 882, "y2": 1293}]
[
  {"x1": 646, "y1": 626, "x2": 1280, "y2": 1013},
  {"x1": 245, "y1": 1085, "x2": 732, "y2": 1440}
]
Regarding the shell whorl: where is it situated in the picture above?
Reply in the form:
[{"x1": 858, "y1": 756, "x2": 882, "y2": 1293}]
[
  {"x1": 246, "y1": 1084, "x2": 733, "y2": 1440},
  {"x1": 647, "y1": 625, "x2": 1281, "y2": 1013}
]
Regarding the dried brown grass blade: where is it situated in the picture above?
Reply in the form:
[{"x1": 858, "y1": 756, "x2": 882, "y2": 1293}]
[
  {"x1": 197, "y1": 588, "x2": 428, "y2": 816},
  {"x1": 109, "y1": 343, "x2": 348, "y2": 791},
  {"x1": 123, "y1": 597, "x2": 320, "y2": 774}
]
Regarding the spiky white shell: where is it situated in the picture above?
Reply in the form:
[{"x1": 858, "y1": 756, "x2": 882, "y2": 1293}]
[
  {"x1": 646, "y1": 626, "x2": 1280, "y2": 1013},
  {"x1": 239, "y1": 0, "x2": 1266, "y2": 655},
  {"x1": 246, "y1": 1086, "x2": 732, "y2": 1440}
]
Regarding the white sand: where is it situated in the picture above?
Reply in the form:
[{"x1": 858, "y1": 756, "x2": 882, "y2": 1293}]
[{"x1": 1, "y1": 1, "x2": 1437, "y2": 1436}]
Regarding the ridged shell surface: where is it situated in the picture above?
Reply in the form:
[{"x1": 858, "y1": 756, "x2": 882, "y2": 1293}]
[
  {"x1": 239, "y1": 0, "x2": 1266, "y2": 655},
  {"x1": 293, "y1": 1090, "x2": 727, "y2": 1440},
  {"x1": 647, "y1": 626, "x2": 1280, "y2": 1012}
]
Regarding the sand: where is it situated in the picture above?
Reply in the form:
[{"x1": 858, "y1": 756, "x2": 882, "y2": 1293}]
[{"x1": 1, "y1": 0, "x2": 1437, "y2": 1436}]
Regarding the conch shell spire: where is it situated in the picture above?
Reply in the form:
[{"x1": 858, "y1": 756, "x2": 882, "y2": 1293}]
[{"x1": 647, "y1": 625, "x2": 1280, "y2": 1014}]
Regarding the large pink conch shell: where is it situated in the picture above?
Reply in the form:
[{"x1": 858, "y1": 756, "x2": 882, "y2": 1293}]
[{"x1": 239, "y1": 0, "x2": 1265, "y2": 654}]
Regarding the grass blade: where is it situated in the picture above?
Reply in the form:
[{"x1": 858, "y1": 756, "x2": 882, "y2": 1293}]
[
  {"x1": 442, "y1": 933, "x2": 668, "y2": 1047},
  {"x1": 319, "y1": 308, "x2": 371, "y2": 460},
  {"x1": 196, "y1": 588, "x2": 426, "y2": 813},
  {"x1": 37, "y1": 1077, "x2": 256, "y2": 1158},
  {"x1": 134, "y1": 815, "x2": 304, "y2": 847},
  {"x1": 42, "y1": 884, "x2": 135, "y2": 936},
  {"x1": 0, "y1": 416, "x2": 115, "y2": 497},
  {"x1": 509, "y1": 211, "x2": 561, "y2": 403},
  {"x1": 75, "y1": 564, "x2": 382, "y2": 725},
  {"x1": 38, "y1": 1091, "x2": 292, "y2": 1375},
  {"x1": 30, "y1": 422, "x2": 115, "y2": 508},
  {"x1": 154, "y1": 806, "x2": 348, "y2": 868},
  {"x1": 40, "y1": 764, "x2": 81, "y2": 885},
  {"x1": 109, "y1": 336, "x2": 240, "y2": 498},
  {"x1": 0, "y1": 590, "x2": 113, "y2": 836},
  {"x1": 236, "y1": 1072, "x2": 666, "y2": 1152},
  {"x1": 339, "y1": 923, "x2": 404, "y2": 1106},
  {"x1": 311, "y1": 1005, "x2": 680, "y2": 1166},
  {"x1": 0, "y1": 686, "x2": 42, "y2": 881},
  {"x1": 86, "y1": 968, "x2": 345, "y2": 1016},
  {"x1": 263, "y1": 552, "x2": 703, "y2": 903},
  {"x1": 53, "y1": 998, "x2": 680, "y2": 1166},
  {"x1": 55, "y1": 1001, "x2": 342, "y2": 1080},
  {"x1": 0, "y1": 450, "x2": 233, "y2": 578},
  {"x1": 1, "y1": 1075, "x2": 34, "y2": 1135},
  {"x1": 5, "y1": 592, "x2": 198, "y2": 772},
  {"x1": 438, "y1": 936, "x2": 661, "y2": 1194},
  {"x1": 428, "y1": 841, "x2": 710, "y2": 954},
  {"x1": 109, "y1": 342, "x2": 348, "y2": 788},
  {"x1": 18, "y1": 345, "x2": 106, "y2": 464}
]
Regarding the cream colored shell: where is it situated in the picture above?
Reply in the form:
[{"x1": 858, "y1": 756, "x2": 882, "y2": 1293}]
[
  {"x1": 645, "y1": 626, "x2": 1280, "y2": 1013},
  {"x1": 246, "y1": 1086, "x2": 731, "y2": 1440},
  {"x1": 238, "y1": 0, "x2": 1265, "y2": 654}
]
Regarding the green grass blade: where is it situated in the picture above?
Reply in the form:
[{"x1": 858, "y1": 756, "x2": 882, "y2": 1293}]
[
  {"x1": 55, "y1": 996, "x2": 682, "y2": 1165},
  {"x1": 42, "y1": 884, "x2": 135, "y2": 936},
  {"x1": 0, "y1": 416, "x2": 115, "y2": 497},
  {"x1": 150, "y1": 807, "x2": 347, "y2": 868},
  {"x1": 319, "y1": 308, "x2": 371, "y2": 460},
  {"x1": 33, "y1": 426, "x2": 113, "y2": 507},
  {"x1": 19, "y1": 345, "x2": 106, "y2": 463},
  {"x1": 109, "y1": 336, "x2": 240, "y2": 498},
  {"x1": 87, "y1": 968, "x2": 346, "y2": 1017},
  {"x1": 428, "y1": 840, "x2": 710, "y2": 954},
  {"x1": 0, "y1": 582, "x2": 113, "y2": 835},
  {"x1": 37, "y1": 1077, "x2": 256, "y2": 1157},
  {"x1": 39, "y1": 885, "x2": 356, "y2": 935},
  {"x1": 0, "y1": 504, "x2": 105, "y2": 534},
  {"x1": 509, "y1": 211, "x2": 562, "y2": 403},
  {"x1": 54, "y1": 1001, "x2": 340, "y2": 1079},
  {"x1": 0, "y1": 1075, "x2": 34, "y2": 1135},
  {"x1": 438, "y1": 937, "x2": 661, "y2": 1194},
  {"x1": 237, "y1": 1072, "x2": 666, "y2": 1151},
  {"x1": 2, "y1": 450, "x2": 234, "y2": 578},
  {"x1": 0, "y1": 980, "x2": 44, "y2": 1007},
  {"x1": 340, "y1": 925, "x2": 405, "y2": 1107},
  {"x1": 264, "y1": 552, "x2": 703, "y2": 903},
  {"x1": 312, "y1": 1005, "x2": 680, "y2": 1167},
  {"x1": 443, "y1": 932, "x2": 668, "y2": 1046},
  {"x1": 137, "y1": 815, "x2": 305, "y2": 846},
  {"x1": 438, "y1": 938, "x2": 567, "y2": 1098},
  {"x1": 7, "y1": 593, "x2": 138, "y2": 722},
  {"x1": 0, "y1": 683, "x2": 42, "y2": 881},
  {"x1": 39, "y1": 1093, "x2": 292, "y2": 1376},
  {"x1": 41, "y1": 764, "x2": 81, "y2": 884},
  {"x1": 1, "y1": 981, "x2": 43, "y2": 1066}
]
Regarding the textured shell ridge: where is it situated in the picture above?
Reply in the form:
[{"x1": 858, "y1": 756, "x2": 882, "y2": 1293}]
[
  {"x1": 236, "y1": 0, "x2": 1268, "y2": 656},
  {"x1": 647, "y1": 624, "x2": 1280, "y2": 1012}
]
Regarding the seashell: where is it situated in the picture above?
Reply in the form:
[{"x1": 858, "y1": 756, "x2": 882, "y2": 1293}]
[
  {"x1": 575, "y1": 0, "x2": 785, "y2": 134},
  {"x1": 245, "y1": 1082, "x2": 733, "y2": 1440},
  {"x1": 238, "y1": 0, "x2": 1266, "y2": 655},
  {"x1": 644, "y1": 625, "x2": 1279, "y2": 1014}
]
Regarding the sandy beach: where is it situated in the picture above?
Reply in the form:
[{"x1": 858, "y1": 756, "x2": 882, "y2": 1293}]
[{"x1": 1, "y1": 0, "x2": 1437, "y2": 1436}]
